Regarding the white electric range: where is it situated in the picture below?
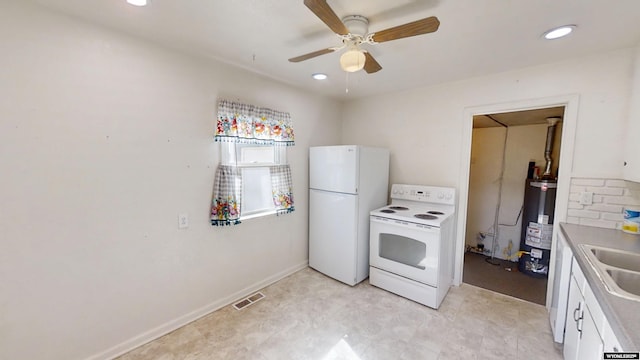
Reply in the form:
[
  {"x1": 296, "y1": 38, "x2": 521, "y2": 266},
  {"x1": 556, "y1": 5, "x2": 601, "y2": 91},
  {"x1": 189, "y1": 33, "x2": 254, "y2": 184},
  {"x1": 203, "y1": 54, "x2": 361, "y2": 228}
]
[{"x1": 369, "y1": 184, "x2": 456, "y2": 309}]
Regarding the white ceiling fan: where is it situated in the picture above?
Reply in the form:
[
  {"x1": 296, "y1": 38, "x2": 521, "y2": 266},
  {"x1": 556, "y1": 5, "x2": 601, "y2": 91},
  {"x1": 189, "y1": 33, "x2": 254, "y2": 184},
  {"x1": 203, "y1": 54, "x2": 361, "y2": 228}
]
[{"x1": 289, "y1": 0, "x2": 440, "y2": 74}]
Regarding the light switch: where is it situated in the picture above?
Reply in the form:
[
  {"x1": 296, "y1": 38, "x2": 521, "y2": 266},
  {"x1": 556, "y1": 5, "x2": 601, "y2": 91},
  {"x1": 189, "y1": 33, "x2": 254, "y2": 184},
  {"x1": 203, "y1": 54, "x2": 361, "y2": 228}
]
[
  {"x1": 178, "y1": 213, "x2": 189, "y2": 229},
  {"x1": 579, "y1": 191, "x2": 593, "y2": 205}
]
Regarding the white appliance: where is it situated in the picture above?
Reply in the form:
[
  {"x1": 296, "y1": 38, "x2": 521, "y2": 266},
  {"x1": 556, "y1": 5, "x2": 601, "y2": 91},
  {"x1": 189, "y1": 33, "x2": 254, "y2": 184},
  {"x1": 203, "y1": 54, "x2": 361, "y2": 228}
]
[
  {"x1": 549, "y1": 228, "x2": 573, "y2": 343},
  {"x1": 369, "y1": 184, "x2": 456, "y2": 309},
  {"x1": 309, "y1": 145, "x2": 390, "y2": 286}
]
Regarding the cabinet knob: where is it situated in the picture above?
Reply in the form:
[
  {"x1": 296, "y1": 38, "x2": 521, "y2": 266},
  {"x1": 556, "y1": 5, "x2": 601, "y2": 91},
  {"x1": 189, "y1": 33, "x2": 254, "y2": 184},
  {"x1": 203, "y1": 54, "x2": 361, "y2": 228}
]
[{"x1": 624, "y1": 161, "x2": 627, "y2": 166}]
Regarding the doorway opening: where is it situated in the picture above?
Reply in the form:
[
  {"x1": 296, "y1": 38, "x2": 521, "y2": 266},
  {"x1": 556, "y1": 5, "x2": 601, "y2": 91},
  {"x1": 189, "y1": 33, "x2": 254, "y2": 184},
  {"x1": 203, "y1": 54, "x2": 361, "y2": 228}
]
[{"x1": 462, "y1": 106, "x2": 565, "y2": 305}]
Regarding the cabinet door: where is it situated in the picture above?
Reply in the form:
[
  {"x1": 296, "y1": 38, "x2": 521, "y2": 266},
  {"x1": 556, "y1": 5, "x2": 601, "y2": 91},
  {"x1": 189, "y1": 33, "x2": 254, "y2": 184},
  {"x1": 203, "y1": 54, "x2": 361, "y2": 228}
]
[
  {"x1": 624, "y1": 46, "x2": 640, "y2": 182},
  {"x1": 564, "y1": 276, "x2": 583, "y2": 360},
  {"x1": 577, "y1": 308, "x2": 604, "y2": 360},
  {"x1": 624, "y1": 112, "x2": 640, "y2": 182},
  {"x1": 603, "y1": 319, "x2": 624, "y2": 353}
]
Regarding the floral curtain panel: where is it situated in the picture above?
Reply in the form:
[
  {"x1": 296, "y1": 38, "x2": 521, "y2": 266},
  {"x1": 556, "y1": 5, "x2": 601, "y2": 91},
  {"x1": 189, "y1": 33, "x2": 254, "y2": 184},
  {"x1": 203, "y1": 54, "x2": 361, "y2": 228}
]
[
  {"x1": 210, "y1": 164, "x2": 295, "y2": 225},
  {"x1": 215, "y1": 99, "x2": 295, "y2": 146},
  {"x1": 211, "y1": 165, "x2": 242, "y2": 226},
  {"x1": 270, "y1": 165, "x2": 295, "y2": 214}
]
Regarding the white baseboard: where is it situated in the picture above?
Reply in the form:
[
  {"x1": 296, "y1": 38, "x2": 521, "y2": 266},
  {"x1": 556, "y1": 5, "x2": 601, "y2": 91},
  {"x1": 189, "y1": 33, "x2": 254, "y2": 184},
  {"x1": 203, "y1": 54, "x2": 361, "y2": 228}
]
[{"x1": 86, "y1": 261, "x2": 309, "y2": 360}]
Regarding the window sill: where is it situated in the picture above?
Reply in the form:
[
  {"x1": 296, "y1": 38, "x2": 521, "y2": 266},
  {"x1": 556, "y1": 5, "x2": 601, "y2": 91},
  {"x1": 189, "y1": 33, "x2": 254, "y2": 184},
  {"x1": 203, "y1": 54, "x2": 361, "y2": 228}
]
[{"x1": 240, "y1": 209, "x2": 278, "y2": 221}]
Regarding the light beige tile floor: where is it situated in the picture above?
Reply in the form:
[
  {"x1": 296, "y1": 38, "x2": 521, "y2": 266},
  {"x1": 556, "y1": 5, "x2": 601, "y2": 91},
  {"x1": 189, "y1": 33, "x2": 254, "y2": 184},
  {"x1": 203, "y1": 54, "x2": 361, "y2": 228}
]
[{"x1": 117, "y1": 267, "x2": 563, "y2": 360}]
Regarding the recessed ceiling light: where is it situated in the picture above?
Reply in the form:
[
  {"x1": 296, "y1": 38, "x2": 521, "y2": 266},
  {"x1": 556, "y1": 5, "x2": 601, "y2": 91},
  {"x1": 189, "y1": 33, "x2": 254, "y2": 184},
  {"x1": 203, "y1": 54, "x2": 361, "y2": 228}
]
[
  {"x1": 127, "y1": 0, "x2": 147, "y2": 6},
  {"x1": 543, "y1": 25, "x2": 576, "y2": 40},
  {"x1": 312, "y1": 73, "x2": 328, "y2": 80}
]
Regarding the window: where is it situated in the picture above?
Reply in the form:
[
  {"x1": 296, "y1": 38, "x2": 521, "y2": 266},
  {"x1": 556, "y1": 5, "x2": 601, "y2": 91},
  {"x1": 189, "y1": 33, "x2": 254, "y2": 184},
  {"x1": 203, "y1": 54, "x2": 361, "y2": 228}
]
[
  {"x1": 210, "y1": 99, "x2": 295, "y2": 226},
  {"x1": 221, "y1": 143, "x2": 288, "y2": 220},
  {"x1": 221, "y1": 143, "x2": 287, "y2": 166}
]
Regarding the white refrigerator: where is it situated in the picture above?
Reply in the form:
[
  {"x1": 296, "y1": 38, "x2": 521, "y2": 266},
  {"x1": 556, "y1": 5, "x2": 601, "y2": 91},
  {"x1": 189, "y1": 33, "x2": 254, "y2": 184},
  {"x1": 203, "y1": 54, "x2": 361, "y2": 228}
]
[{"x1": 309, "y1": 145, "x2": 390, "y2": 286}]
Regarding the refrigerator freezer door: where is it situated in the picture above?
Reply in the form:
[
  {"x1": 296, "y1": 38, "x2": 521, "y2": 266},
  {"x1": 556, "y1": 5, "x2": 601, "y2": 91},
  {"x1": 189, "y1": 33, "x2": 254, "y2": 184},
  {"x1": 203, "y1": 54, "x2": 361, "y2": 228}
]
[
  {"x1": 309, "y1": 189, "x2": 359, "y2": 285},
  {"x1": 309, "y1": 146, "x2": 358, "y2": 194}
]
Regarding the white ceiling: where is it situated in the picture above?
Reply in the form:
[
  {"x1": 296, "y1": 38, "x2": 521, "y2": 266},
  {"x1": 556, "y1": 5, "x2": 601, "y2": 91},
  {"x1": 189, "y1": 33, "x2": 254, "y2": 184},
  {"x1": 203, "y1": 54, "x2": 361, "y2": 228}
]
[{"x1": 30, "y1": 0, "x2": 640, "y2": 100}]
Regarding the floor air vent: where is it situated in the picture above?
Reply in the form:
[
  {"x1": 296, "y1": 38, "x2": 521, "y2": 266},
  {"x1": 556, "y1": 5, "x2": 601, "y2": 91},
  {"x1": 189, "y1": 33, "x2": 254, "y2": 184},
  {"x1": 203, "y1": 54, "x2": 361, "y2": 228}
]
[{"x1": 233, "y1": 292, "x2": 265, "y2": 310}]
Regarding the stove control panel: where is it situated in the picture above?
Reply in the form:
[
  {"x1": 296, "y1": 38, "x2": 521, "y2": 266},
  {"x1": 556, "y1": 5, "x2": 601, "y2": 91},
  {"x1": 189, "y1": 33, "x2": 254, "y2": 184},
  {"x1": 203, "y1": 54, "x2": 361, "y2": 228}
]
[{"x1": 390, "y1": 184, "x2": 456, "y2": 205}]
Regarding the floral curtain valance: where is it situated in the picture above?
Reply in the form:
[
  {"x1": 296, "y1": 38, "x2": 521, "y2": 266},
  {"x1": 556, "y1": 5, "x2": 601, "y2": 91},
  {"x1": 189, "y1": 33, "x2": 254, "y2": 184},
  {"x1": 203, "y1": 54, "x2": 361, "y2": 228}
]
[
  {"x1": 215, "y1": 99, "x2": 295, "y2": 146},
  {"x1": 210, "y1": 164, "x2": 295, "y2": 226}
]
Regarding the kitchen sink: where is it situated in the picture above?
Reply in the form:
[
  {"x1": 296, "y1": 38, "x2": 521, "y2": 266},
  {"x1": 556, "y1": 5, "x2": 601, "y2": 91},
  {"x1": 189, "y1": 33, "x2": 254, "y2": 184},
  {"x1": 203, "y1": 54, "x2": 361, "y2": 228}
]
[
  {"x1": 581, "y1": 244, "x2": 640, "y2": 301},
  {"x1": 587, "y1": 246, "x2": 640, "y2": 272},
  {"x1": 606, "y1": 269, "x2": 640, "y2": 297}
]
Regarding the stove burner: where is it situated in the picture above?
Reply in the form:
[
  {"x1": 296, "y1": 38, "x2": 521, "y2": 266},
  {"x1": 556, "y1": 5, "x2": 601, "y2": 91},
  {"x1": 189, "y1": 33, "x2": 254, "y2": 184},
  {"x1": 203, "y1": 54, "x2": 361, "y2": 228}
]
[
  {"x1": 380, "y1": 209, "x2": 395, "y2": 214},
  {"x1": 414, "y1": 214, "x2": 438, "y2": 220},
  {"x1": 388, "y1": 206, "x2": 409, "y2": 211},
  {"x1": 427, "y1": 211, "x2": 445, "y2": 215}
]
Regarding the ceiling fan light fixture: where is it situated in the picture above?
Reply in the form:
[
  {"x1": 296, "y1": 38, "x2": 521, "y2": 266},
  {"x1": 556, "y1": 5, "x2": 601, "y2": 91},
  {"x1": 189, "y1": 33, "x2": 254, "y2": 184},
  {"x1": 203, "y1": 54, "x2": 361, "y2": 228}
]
[
  {"x1": 543, "y1": 25, "x2": 576, "y2": 40},
  {"x1": 126, "y1": 0, "x2": 148, "y2": 6},
  {"x1": 340, "y1": 49, "x2": 366, "y2": 72}
]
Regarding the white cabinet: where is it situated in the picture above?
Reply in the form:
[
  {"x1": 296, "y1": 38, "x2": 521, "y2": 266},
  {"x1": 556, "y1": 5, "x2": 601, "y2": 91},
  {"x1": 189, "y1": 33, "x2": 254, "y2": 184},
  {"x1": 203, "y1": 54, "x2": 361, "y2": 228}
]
[
  {"x1": 603, "y1": 319, "x2": 624, "y2": 353},
  {"x1": 577, "y1": 309, "x2": 604, "y2": 360},
  {"x1": 564, "y1": 257, "x2": 625, "y2": 360},
  {"x1": 624, "y1": 46, "x2": 640, "y2": 182},
  {"x1": 564, "y1": 275, "x2": 584, "y2": 360},
  {"x1": 624, "y1": 107, "x2": 640, "y2": 182},
  {"x1": 563, "y1": 259, "x2": 603, "y2": 360}
]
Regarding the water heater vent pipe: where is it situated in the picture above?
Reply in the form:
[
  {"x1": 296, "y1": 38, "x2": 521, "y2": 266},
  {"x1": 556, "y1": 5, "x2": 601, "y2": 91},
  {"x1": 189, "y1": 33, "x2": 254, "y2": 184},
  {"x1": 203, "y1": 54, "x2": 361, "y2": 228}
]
[{"x1": 541, "y1": 117, "x2": 561, "y2": 180}]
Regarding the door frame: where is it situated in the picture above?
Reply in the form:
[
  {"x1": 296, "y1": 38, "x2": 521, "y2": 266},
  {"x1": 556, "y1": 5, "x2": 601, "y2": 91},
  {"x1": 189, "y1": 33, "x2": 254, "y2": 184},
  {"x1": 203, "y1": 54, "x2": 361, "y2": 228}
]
[{"x1": 455, "y1": 94, "x2": 580, "y2": 308}]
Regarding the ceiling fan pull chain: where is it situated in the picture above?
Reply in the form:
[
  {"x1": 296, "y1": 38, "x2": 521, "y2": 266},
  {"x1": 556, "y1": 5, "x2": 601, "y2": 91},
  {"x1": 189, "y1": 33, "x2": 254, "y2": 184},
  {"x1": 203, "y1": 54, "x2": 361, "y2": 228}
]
[{"x1": 345, "y1": 71, "x2": 350, "y2": 93}]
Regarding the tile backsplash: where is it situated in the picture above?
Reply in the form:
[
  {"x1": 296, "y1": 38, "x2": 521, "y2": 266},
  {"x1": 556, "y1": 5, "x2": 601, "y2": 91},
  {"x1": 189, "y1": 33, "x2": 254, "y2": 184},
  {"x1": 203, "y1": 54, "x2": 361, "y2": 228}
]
[{"x1": 567, "y1": 178, "x2": 640, "y2": 229}]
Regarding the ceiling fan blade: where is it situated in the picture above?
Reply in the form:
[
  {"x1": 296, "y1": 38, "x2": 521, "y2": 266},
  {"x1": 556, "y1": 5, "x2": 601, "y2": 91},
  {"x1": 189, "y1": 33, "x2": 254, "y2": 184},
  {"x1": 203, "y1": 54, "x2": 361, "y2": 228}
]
[
  {"x1": 288, "y1": 48, "x2": 336, "y2": 63},
  {"x1": 304, "y1": 0, "x2": 349, "y2": 35},
  {"x1": 370, "y1": 16, "x2": 440, "y2": 43},
  {"x1": 363, "y1": 52, "x2": 382, "y2": 74}
]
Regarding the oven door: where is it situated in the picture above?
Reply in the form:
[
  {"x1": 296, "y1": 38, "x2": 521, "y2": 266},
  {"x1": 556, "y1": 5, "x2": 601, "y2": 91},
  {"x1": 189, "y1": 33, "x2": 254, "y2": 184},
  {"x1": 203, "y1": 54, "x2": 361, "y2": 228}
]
[{"x1": 370, "y1": 215, "x2": 440, "y2": 286}]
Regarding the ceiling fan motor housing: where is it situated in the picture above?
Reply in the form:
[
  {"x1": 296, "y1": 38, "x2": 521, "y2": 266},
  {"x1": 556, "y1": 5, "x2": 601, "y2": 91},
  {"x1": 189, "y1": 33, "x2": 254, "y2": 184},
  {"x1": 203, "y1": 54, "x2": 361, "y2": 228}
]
[{"x1": 342, "y1": 15, "x2": 369, "y2": 38}]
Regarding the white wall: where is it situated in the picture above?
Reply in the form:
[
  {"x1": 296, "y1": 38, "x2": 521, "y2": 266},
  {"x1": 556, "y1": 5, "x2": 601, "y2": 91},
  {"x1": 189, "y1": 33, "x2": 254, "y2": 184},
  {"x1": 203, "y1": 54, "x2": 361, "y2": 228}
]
[
  {"x1": 341, "y1": 47, "x2": 635, "y2": 283},
  {"x1": 466, "y1": 124, "x2": 561, "y2": 261},
  {"x1": 342, "y1": 49, "x2": 632, "y2": 182},
  {"x1": 0, "y1": 2, "x2": 341, "y2": 359}
]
